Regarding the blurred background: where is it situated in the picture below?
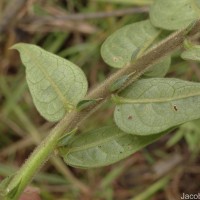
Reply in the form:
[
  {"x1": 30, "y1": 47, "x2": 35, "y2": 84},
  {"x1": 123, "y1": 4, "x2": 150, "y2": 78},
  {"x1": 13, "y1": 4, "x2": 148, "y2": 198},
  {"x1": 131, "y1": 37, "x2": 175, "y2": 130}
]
[{"x1": 0, "y1": 0, "x2": 200, "y2": 199}]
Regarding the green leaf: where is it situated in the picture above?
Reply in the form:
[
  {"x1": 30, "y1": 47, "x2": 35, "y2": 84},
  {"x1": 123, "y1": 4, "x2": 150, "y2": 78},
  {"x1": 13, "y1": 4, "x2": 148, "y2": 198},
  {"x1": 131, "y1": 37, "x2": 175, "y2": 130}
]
[
  {"x1": 150, "y1": 0, "x2": 200, "y2": 30},
  {"x1": 143, "y1": 57, "x2": 171, "y2": 78},
  {"x1": 114, "y1": 78, "x2": 200, "y2": 135},
  {"x1": 101, "y1": 20, "x2": 161, "y2": 69},
  {"x1": 58, "y1": 125, "x2": 164, "y2": 168},
  {"x1": 12, "y1": 43, "x2": 88, "y2": 122},
  {"x1": 0, "y1": 175, "x2": 15, "y2": 197},
  {"x1": 76, "y1": 98, "x2": 103, "y2": 111},
  {"x1": 57, "y1": 128, "x2": 77, "y2": 147},
  {"x1": 109, "y1": 72, "x2": 136, "y2": 92},
  {"x1": 181, "y1": 45, "x2": 200, "y2": 62},
  {"x1": 0, "y1": 175, "x2": 21, "y2": 199},
  {"x1": 6, "y1": 179, "x2": 22, "y2": 200},
  {"x1": 101, "y1": 20, "x2": 171, "y2": 77},
  {"x1": 109, "y1": 75, "x2": 131, "y2": 93}
]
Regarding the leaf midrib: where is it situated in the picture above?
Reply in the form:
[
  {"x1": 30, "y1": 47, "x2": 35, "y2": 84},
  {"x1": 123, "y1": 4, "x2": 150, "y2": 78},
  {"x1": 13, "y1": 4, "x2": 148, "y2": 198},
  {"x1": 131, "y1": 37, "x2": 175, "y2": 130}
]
[
  {"x1": 67, "y1": 133, "x2": 125, "y2": 154},
  {"x1": 117, "y1": 91, "x2": 200, "y2": 104},
  {"x1": 29, "y1": 49, "x2": 74, "y2": 111}
]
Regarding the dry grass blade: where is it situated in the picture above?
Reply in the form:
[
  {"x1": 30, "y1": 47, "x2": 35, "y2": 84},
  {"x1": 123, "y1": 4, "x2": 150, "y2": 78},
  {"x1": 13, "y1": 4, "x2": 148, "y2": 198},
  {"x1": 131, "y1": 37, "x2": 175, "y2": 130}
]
[
  {"x1": 35, "y1": 7, "x2": 149, "y2": 21},
  {"x1": 0, "y1": 0, "x2": 27, "y2": 35}
]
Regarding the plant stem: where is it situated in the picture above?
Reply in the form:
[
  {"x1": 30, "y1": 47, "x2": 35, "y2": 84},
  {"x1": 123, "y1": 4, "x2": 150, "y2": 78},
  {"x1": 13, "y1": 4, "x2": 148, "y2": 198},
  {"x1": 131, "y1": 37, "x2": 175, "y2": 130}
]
[
  {"x1": 5, "y1": 115, "x2": 71, "y2": 199},
  {"x1": 5, "y1": 19, "x2": 200, "y2": 200},
  {"x1": 0, "y1": 78, "x2": 90, "y2": 194}
]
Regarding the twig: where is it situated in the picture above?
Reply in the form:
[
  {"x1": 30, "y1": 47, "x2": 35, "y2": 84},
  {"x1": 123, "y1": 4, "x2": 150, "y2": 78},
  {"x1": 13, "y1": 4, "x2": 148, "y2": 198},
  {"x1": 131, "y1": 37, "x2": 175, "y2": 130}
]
[
  {"x1": 18, "y1": 6, "x2": 148, "y2": 34},
  {"x1": 18, "y1": 19, "x2": 98, "y2": 34},
  {"x1": 46, "y1": 6, "x2": 149, "y2": 20},
  {"x1": 0, "y1": 0, "x2": 27, "y2": 35},
  {"x1": 6, "y1": 19, "x2": 200, "y2": 200},
  {"x1": 18, "y1": 7, "x2": 148, "y2": 33},
  {"x1": 23, "y1": 6, "x2": 149, "y2": 22},
  {"x1": 0, "y1": 136, "x2": 33, "y2": 157},
  {"x1": 0, "y1": 115, "x2": 25, "y2": 137}
]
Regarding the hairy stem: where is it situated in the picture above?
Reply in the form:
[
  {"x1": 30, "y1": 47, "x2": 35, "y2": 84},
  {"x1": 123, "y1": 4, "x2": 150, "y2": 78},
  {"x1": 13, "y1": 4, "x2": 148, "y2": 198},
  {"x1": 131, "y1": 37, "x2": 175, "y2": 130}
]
[{"x1": 6, "y1": 19, "x2": 200, "y2": 200}]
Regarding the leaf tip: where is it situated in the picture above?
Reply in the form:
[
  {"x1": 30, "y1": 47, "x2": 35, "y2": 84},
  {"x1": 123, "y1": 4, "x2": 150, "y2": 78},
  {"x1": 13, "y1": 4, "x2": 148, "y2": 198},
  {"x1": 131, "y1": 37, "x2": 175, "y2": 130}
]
[{"x1": 10, "y1": 43, "x2": 26, "y2": 51}]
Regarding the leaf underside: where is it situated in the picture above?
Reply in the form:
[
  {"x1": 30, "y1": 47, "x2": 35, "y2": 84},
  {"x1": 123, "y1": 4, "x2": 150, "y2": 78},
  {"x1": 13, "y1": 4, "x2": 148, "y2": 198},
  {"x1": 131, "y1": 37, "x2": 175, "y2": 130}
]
[
  {"x1": 101, "y1": 20, "x2": 171, "y2": 77},
  {"x1": 59, "y1": 125, "x2": 164, "y2": 168},
  {"x1": 150, "y1": 0, "x2": 200, "y2": 30},
  {"x1": 143, "y1": 57, "x2": 171, "y2": 78},
  {"x1": 101, "y1": 20, "x2": 160, "y2": 69},
  {"x1": 114, "y1": 78, "x2": 200, "y2": 135},
  {"x1": 12, "y1": 43, "x2": 88, "y2": 122},
  {"x1": 181, "y1": 45, "x2": 200, "y2": 62}
]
